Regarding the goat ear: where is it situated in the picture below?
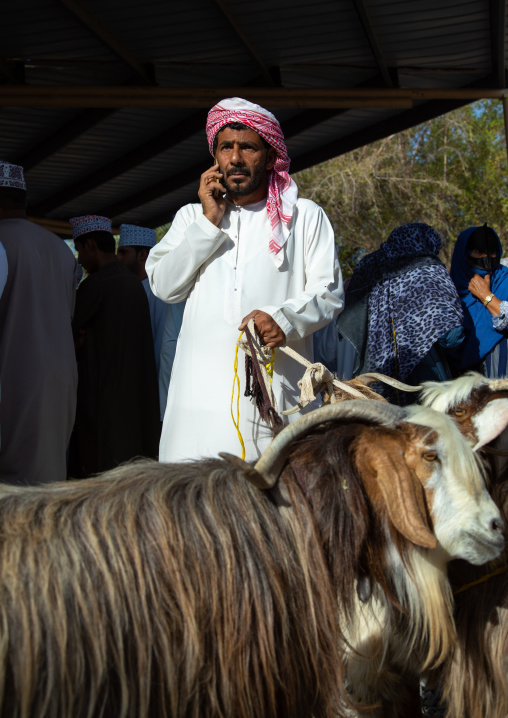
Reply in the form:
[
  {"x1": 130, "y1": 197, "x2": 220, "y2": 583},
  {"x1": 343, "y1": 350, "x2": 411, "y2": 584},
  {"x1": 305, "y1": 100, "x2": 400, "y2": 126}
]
[
  {"x1": 360, "y1": 441, "x2": 437, "y2": 550},
  {"x1": 218, "y1": 452, "x2": 273, "y2": 490}
]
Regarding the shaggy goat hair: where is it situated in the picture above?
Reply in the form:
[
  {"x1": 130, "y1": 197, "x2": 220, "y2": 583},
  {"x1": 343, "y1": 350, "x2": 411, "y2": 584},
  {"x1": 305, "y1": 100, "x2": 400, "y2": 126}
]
[
  {"x1": 0, "y1": 400, "x2": 501, "y2": 718},
  {"x1": 0, "y1": 456, "x2": 350, "y2": 718},
  {"x1": 440, "y1": 481, "x2": 508, "y2": 718}
]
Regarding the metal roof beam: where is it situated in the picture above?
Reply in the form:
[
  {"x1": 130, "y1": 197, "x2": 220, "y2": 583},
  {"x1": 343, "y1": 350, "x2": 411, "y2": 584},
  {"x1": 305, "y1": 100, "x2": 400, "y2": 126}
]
[
  {"x1": 352, "y1": 0, "x2": 395, "y2": 88},
  {"x1": 1, "y1": 85, "x2": 506, "y2": 108},
  {"x1": 55, "y1": 0, "x2": 154, "y2": 85},
  {"x1": 286, "y1": 71, "x2": 498, "y2": 175},
  {"x1": 14, "y1": 75, "x2": 147, "y2": 172},
  {"x1": 490, "y1": 0, "x2": 506, "y2": 87},
  {"x1": 213, "y1": 0, "x2": 277, "y2": 86}
]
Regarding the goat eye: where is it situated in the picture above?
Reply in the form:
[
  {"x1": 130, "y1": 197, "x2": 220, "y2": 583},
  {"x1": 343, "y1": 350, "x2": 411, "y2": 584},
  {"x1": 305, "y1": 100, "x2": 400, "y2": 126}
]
[
  {"x1": 452, "y1": 408, "x2": 466, "y2": 417},
  {"x1": 423, "y1": 451, "x2": 438, "y2": 462}
]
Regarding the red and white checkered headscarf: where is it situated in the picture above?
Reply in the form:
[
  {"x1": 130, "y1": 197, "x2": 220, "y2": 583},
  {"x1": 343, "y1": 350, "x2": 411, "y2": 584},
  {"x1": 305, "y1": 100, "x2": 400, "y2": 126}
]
[{"x1": 206, "y1": 97, "x2": 298, "y2": 267}]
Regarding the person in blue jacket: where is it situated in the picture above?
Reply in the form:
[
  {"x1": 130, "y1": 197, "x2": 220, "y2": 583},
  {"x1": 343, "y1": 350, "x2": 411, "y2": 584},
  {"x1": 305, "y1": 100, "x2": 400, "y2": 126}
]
[{"x1": 450, "y1": 224, "x2": 508, "y2": 378}]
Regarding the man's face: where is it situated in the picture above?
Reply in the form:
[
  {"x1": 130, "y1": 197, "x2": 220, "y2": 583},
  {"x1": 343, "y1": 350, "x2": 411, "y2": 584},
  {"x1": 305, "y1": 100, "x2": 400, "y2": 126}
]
[
  {"x1": 117, "y1": 245, "x2": 140, "y2": 274},
  {"x1": 215, "y1": 127, "x2": 275, "y2": 200},
  {"x1": 74, "y1": 236, "x2": 97, "y2": 274}
]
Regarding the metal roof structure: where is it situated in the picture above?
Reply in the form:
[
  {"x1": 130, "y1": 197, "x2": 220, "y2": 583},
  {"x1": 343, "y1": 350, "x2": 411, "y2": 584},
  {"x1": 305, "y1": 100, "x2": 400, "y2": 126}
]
[{"x1": 1, "y1": 0, "x2": 507, "y2": 235}]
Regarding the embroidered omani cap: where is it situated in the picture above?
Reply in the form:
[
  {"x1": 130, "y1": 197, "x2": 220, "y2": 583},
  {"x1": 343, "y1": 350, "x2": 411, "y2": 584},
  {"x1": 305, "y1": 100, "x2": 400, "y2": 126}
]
[
  {"x1": 0, "y1": 161, "x2": 26, "y2": 191},
  {"x1": 118, "y1": 224, "x2": 156, "y2": 248},
  {"x1": 69, "y1": 215, "x2": 112, "y2": 239}
]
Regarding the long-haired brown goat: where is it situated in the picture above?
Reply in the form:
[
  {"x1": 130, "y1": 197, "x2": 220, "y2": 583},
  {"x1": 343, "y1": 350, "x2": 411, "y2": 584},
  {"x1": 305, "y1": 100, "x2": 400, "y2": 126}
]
[
  {"x1": 0, "y1": 401, "x2": 502, "y2": 718},
  {"x1": 441, "y1": 481, "x2": 508, "y2": 718},
  {"x1": 420, "y1": 373, "x2": 508, "y2": 718}
]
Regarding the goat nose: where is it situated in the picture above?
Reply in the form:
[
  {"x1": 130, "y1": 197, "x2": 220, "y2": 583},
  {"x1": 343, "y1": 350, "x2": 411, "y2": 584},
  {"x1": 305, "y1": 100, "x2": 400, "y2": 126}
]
[{"x1": 490, "y1": 517, "x2": 505, "y2": 534}]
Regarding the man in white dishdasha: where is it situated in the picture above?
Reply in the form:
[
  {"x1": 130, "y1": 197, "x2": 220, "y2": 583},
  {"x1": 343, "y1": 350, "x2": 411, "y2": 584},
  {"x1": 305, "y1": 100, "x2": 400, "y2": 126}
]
[{"x1": 146, "y1": 97, "x2": 344, "y2": 461}]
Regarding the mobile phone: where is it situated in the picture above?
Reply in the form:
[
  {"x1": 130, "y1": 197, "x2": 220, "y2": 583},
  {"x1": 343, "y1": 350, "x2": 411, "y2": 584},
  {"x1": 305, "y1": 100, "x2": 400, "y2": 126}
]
[{"x1": 213, "y1": 157, "x2": 221, "y2": 198}]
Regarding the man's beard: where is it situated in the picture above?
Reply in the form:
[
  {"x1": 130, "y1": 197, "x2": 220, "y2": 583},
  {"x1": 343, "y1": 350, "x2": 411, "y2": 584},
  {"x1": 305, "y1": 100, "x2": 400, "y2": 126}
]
[{"x1": 224, "y1": 164, "x2": 267, "y2": 197}]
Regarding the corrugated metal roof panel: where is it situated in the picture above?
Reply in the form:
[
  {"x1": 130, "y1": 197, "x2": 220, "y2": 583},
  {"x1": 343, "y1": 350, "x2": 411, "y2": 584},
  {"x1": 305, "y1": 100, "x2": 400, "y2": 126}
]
[
  {"x1": 27, "y1": 106, "x2": 196, "y2": 200},
  {"x1": 368, "y1": 0, "x2": 490, "y2": 68},
  {"x1": 45, "y1": 131, "x2": 209, "y2": 216},
  {"x1": 2, "y1": 2, "x2": 110, "y2": 58},
  {"x1": 0, "y1": 0, "x2": 500, "y2": 228},
  {"x1": 0, "y1": 107, "x2": 77, "y2": 161},
  {"x1": 286, "y1": 108, "x2": 402, "y2": 157}
]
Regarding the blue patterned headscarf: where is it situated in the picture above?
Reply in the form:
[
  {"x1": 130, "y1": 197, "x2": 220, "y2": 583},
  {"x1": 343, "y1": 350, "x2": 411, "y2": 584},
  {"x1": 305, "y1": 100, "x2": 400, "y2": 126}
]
[
  {"x1": 349, "y1": 222, "x2": 443, "y2": 292},
  {"x1": 450, "y1": 226, "x2": 508, "y2": 368},
  {"x1": 346, "y1": 223, "x2": 463, "y2": 381}
]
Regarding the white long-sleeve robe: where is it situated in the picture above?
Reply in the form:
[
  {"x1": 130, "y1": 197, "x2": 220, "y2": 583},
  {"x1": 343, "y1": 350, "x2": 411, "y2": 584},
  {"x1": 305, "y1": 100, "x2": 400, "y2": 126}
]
[{"x1": 146, "y1": 197, "x2": 344, "y2": 461}]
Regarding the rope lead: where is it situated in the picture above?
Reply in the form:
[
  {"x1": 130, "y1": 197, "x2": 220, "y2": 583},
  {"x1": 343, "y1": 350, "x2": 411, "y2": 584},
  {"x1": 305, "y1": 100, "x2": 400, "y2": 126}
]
[{"x1": 231, "y1": 331, "x2": 246, "y2": 460}]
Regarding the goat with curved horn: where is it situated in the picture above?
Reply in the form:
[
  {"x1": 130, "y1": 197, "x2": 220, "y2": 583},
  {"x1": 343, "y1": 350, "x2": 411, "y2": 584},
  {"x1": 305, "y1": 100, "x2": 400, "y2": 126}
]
[
  {"x1": 418, "y1": 372, "x2": 508, "y2": 718},
  {"x1": 355, "y1": 372, "x2": 422, "y2": 392},
  {"x1": 254, "y1": 400, "x2": 406, "y2": 488}
]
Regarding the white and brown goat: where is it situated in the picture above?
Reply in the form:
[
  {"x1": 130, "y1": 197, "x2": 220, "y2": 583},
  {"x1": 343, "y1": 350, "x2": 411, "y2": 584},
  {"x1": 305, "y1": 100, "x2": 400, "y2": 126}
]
[
  {"x1": 304, "y1": 369, "x2": 508, "y2": 716},
  {"x1": 420, "y1": 372, "x2": 508, "y2": 718},
  {"x1": 234, "y1": 400, "x2": 504, "y2": 718},
  {"x1": 420, "y1": 372, "x2": 508, "y2": 482},
  {"x1": 0, "y1": 401, "x2": 502, "y2": 718}
]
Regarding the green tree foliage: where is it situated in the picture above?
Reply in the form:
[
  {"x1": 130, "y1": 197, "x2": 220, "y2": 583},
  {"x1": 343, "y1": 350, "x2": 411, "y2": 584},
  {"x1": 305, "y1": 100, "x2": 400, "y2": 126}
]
[
  {"x1": 293, "y1": 100, "x2": 508, "y2": 276},
  {"x1": 155, "y1": 222, "x2": 172, "y2": 242}
]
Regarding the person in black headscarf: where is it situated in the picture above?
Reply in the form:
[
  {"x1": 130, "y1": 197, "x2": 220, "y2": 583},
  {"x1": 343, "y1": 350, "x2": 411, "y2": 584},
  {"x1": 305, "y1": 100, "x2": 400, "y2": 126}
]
[
  {"x1": 332, "y1": 223, "x2": 464, "y2": 402},
  {"x1": 450, "y1": 224, "x2": 508, "y2": 378}
]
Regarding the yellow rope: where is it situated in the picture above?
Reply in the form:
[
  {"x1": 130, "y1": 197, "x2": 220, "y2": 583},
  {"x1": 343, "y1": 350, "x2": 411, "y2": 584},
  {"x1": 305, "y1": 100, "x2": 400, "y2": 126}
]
[
  {"x1": 391, "y1": 316, "x2": 402, "y2": 405},
  {"x1": 391, "y1": 317, "x2": 397, "y2": 359},
  {"x1": 453, "y1": 564, "x2": 508, "y2": 596},
  {"x1": 266, "y1": 349, "x2": 275, "y2": 383},
  {"x1": 231, "y1": 331, "x2": 246, "y2": 460}
]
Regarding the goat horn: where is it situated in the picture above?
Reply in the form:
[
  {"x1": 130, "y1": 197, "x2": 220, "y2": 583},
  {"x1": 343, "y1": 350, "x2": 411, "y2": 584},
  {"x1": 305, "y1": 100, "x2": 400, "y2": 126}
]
[
  {"x1": 488, "y1": 378, "x2": 508, "y2": 392},
  {"x1": 281, "y1": 403, "x2": 306, "y2": 416},
  {"x1": 253, "y1": 400, "x2": 406, "y2": 488},
  {"x1": 355, "y1": 373, "x2": 422, "y2": 392},
  {"x1": 331, "y1": 379, "x2": 367, "y2": 399},
  {"x1": 218, "y1": 452, "x2": 273, "y2": 490}
]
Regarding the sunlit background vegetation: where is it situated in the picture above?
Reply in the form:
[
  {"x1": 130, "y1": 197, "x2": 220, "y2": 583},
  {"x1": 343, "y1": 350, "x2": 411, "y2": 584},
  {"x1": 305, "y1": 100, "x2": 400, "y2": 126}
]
[{"x1": 293, "y1": 99, "x2": 508, "y2": 276}]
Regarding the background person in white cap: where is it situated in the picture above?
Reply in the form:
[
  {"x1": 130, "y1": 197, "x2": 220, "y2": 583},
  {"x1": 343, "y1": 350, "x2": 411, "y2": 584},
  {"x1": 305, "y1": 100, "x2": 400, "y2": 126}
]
[
  {"x1": 0, "y1": 161, "x2": 77, "y2": 484},
  {"x1": 117, "y1": 223, "x2": 184, "y2": 420},
  {"x1": 68, "y1": 215, "x2": 160, "y2": 478},
  {"x1": 146, "y1": 97, "x2": 344, "y2": 462}
]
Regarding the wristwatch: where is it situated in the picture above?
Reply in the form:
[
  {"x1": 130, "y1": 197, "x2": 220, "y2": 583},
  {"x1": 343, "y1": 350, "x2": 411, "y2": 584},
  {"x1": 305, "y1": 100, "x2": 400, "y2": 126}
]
[{"x1": 483, "y1": 294, "x2": 494, "y2": 306}]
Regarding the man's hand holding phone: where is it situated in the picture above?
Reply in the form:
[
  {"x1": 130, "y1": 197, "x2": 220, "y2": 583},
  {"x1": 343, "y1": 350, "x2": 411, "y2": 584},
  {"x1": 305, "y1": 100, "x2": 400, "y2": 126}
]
[{"x1": 199, "y1": 160, "x2": 226, "y2": 227}]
